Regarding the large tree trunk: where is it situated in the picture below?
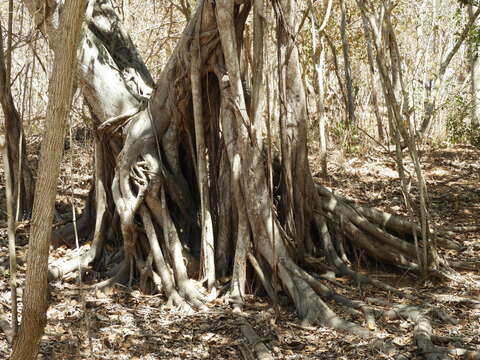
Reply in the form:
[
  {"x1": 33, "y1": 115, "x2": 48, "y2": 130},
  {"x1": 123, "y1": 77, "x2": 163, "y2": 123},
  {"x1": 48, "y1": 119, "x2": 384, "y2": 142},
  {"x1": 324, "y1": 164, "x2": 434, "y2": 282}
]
[
  {"x1": 10, "y1": 0, "x2": 86, "y2": 358},
  {"x1": 21, "y1": 0, "x2": 155, "y2": 249}
]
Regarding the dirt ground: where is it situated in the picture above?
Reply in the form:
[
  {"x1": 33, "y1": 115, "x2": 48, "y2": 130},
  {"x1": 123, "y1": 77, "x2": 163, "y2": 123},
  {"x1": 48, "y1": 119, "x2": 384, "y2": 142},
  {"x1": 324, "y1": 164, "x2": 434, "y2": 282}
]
[{"x1": 0, "y1": 142, "x2": 479, "y2": 359}]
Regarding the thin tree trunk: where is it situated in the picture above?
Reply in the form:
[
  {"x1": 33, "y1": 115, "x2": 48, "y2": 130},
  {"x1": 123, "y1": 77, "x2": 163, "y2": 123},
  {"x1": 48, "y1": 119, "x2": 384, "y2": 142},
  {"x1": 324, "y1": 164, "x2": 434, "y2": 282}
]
[
  {"x1": 418, "y1": 5, "x2": 480, "y2": 136},
  {"x1": 357, "y1": 0, "x2": 436, "y2": 276},
  {"x1": 0, "y1": 18, "x2": 34, "y2": 218},
  {"x1": 6, "y1": 0, "x2": 13, "y2": 86},
  {"x1": 310, "y1": 0, "x2": 333, "y2": 177},
  {"x1": 340, "y1": 0, "x2": 355, "y2": 127},
  {"x1": 11, "y1": 1, "x2": 86, "y2": 358},
  {"x1": 325, "y1": 34, "x2": 348, "y2": 124},
  {"x1": 361, "y1": 14, "x2": 384, "y2": 142},
  {"x1": 0, "y1": 134, "x2": 17, "y2": 337},
  {"x1": 469, "y1": 3, "x2": 480, "y2": 127},
  {"x1": 191, "y1": 7, "x2": 216, "y2": 291}
]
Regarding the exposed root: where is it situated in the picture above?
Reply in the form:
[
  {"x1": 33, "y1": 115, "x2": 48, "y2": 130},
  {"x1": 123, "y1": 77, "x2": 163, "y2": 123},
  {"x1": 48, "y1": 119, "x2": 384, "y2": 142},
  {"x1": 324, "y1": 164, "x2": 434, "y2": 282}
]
[
  {"x1": 363, "y1": 297, "x2": 476, "y2": 360},
  {"x1": 430, "y1": 294, "x2": 480, "y2": 309},
  {"x1": 48, "y1": 243, "x2": 99, "y2": 281},
  {"x1": 314, "y1": 212, "x2": 408, "y2": 298},
  {"x1": 92, "y1": 259, "x2": 130, "y2": 291},
  {"x1": 135, "y1": 253, "x2": 162, "y2": 293},
  {"x1": 49, "y1": 252, "x2": 89, "y2": 281},
  {"x1": 247, "y1": 253, "x2": 278, "y2": 307},
  {"x1": 315, "y1": 184, "x2": 471, "y2": 277},
  {"x1": 280, "y1": 259, "x2": 371, "y2": 338},
  {"x1": 412, "y1": 311, "x2": 448, "y2": 360},
  {"x1": 295, "y1": 265, "x2": 376, "y2": 330}
]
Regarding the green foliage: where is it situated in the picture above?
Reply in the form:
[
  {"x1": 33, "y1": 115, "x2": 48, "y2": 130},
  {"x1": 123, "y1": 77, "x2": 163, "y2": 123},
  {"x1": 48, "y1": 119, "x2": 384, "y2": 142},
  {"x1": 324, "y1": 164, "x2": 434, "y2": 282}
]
[
  {"x1": 446, "y1": 96, "x2": 480, "y2": 148},
  {"x1": 468, "y1": 25, "x2": 480, "y2": 49},
  {"x1": 330, "y1": 120, "x2": 365, "y2": 155}
]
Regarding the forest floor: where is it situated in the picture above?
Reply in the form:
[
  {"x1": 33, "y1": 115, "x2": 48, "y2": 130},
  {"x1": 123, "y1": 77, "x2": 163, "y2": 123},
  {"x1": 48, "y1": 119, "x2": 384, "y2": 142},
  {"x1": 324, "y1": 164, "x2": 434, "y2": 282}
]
[{"x1": 0, "y1": 141, "x2": 479, "y2": 359}]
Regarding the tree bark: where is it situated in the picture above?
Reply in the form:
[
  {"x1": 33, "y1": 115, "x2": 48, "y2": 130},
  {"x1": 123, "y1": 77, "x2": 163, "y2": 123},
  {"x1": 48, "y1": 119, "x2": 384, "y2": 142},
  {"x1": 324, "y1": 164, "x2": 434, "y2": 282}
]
[
  {"x1": 0, "y1": 134, "x2": 18, "y2": 337},
  {"x1": 360, "y1": 14, "x2": 384, "y2": 142},
  {"x1": 418, "y1": 5, "x2": 480, "y2": 136},
  {"x1": 0, "y1": 18, "x2": 34, "y2": 218},
  {"x1": 469, "y1": 3, "x2": 480, "y2": 127},
  {"x1": 340, "y1": 0, "x2": 356, "y2": 127},
  {"x1": 191, "y1": 9, "x2": 216, "y2": 290},
  {"x1": 11, "y1": 1, "x2": 86, "y2": 358},
  {"x1": 310, "y1": 0, "x2": 333, "y2": 177}
]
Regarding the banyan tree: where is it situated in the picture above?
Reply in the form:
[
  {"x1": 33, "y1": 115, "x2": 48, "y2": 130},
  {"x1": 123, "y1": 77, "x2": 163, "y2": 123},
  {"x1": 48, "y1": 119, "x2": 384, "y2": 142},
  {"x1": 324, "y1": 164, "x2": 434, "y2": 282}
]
[{"x1": 14, "y1": 0, "x2": 471, "y2": 354}]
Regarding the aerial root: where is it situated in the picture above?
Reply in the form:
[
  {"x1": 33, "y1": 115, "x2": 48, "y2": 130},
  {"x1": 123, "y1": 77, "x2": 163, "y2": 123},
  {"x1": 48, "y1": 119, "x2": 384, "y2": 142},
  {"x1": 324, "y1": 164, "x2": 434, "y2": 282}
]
[
  {"x1": 135, "y1": 253, "x2": 163, "y2": 293},
  {"x1": 97, "y1": 106, "x2": 145, "y2": 134},
  {"x1": 247, "y1": 253, "x2": 278, "y2": 306},
  {"x1": 138, "y1": 205, "x2": 207, "y2": 312}
]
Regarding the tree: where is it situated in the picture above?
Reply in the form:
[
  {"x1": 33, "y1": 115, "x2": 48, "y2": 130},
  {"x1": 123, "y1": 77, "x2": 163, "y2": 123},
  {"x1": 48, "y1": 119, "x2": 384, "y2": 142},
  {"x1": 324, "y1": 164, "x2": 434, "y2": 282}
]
[
  {"x1": 18, "y1": 0, "x2": 473, "y2": 352},
  {"x1": 0, "y1": 10, "x2": 34, "y2": 218},
  {"x1": 469, "y1": 2, "x2": 480, "y2": 127},
  {"x1": 418, "y1": 3, "x2": 480, "y2": 136},
  {"x1": 310, "y1": 0, "x2": 333, "y2": 177},
  {"x1": 11, "y1": 0, "x2": 86, "y2": 358},
  {"x1": 339, "y1": 0, "x2": 356, "y2": 127}
]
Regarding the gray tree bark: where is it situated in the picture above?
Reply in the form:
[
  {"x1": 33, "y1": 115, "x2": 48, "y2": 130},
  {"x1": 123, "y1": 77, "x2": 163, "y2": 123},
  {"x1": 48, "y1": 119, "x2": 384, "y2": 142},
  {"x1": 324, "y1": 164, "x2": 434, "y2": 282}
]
[
  {"x1": 0, "y1": 18, "x2": 34, "y2": 218},
  {"x1": 310, "y1": 0, "x2": 333, "y2": 177},
  {"x1": 469, "y1": 3, "x2": 480, "y2": 127},
  {"x1": 340, "y1": 0, "x2": 356, "y2": 127},
  {"x1": 11, "y1": 0, "x2": 86, "y2": 358}
]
